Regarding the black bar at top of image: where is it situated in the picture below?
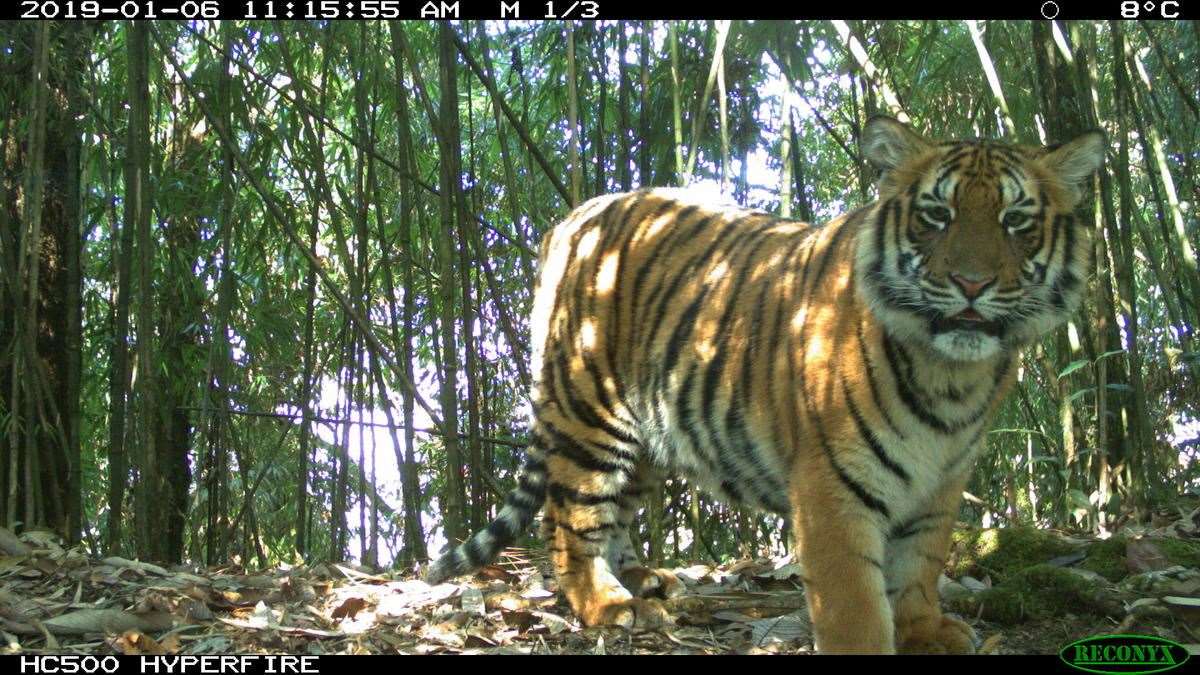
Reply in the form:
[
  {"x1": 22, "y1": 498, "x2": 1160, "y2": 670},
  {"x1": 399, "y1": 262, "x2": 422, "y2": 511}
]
[{"x1": 5, "y1": 0, "x2": 1192, "y2": 21}]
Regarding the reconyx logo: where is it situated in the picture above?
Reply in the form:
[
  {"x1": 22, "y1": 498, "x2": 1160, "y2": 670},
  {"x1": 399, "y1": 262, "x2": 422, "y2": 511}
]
[{"x1": 1060, "y1": 634, "x2": 1190, "y2": 674}]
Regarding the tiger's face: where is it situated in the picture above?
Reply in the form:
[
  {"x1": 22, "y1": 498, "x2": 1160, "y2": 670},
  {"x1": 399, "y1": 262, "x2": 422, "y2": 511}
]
[{"x1": 855, "y1": 116, "x2": 1106, "y2": 362}]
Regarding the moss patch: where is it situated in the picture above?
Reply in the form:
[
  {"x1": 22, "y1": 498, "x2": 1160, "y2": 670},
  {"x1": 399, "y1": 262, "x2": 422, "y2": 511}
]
[
  {"x1": 1078, "y1": 536, "x2": 1128, "y2": 582},
  {"x1": 948, "y1": 564, "x2": 1122, "y2": 624},
  {"x1": 1076, "y1": 536, "x2": 1200, "y2": 583},
  {"x1": 949, "y1": 527, "x2": 1078, "y2": 581},
  {"x1": 1152, "y1": 537, "x2": 1200, "y2": 568}
]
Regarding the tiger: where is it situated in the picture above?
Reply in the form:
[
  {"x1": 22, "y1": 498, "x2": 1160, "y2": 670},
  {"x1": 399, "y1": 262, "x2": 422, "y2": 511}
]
[{"x1": 425, "y1": 116, "x2": 1105, "y2": 653}]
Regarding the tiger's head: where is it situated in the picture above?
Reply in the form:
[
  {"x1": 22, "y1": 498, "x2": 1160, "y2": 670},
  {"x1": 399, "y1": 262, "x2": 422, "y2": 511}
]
[{"x1": 854, "y1": 116, "x2": 1106, "y2": 363}]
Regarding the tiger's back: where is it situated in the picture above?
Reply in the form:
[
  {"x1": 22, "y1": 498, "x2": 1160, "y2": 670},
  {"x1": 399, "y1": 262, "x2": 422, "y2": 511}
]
[
  {"x1": 427, "y1": 117, "x2": 1105, "y2": 653},
  {"x1": 531, "y1": 188, "x2": 825, "y2": 515}
]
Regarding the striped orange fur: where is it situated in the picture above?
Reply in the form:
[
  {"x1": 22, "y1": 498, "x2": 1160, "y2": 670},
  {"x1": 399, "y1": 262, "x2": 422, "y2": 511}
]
[{"x1": 427, "y1": 117, "x2": 1105, "y2": 653}]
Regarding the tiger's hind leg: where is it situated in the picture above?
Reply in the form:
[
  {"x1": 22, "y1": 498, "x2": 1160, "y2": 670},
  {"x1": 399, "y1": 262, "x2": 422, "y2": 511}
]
[
  {"x1": 612, "y1": 467, "x2": 684, "y2": 601},
  {"x1": 539, "y1": 422, "x2": 671, "y2": 629},
  {"x1": 889, "y1": 474, "x2": 976, "y2": 654}
]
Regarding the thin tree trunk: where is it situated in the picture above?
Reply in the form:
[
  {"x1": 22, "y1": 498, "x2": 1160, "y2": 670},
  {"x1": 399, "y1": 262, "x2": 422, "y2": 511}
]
[
  {"x1": 791, "y1": 111, "x2": 814, "y2": 221},
  {"x1": 716, "y1": 31, "x2": 730, "y2": 193},
  {"x1": 387, "y1": 21, "x2": 427, "y2": 562},
  {"x1": 966, "y1": 20, "x2": 1017, "y2": 137},
  {"x1": 566, "y1": 24, "x2": 582, "y2": 204},
  {"x1": 638, "y1": 21, "x2": 651, "y2": 186},
  {"x1": 779, "y1": 83, "x2": 794, "y2": 218},
  {"x1": 669, "y1": 23, "x2": 685, "y2": 185},
  {"x1": 592, "y1": 27, "x2": 608, "y2": 196},
  {"x1": 618, "y1": 21, "x2": 632, "y2": 192},
  {"x1": 104, "y1": 22, "x2": 134, "y2": 553},
  {"x1": 1110, "y1": 22, "x2": 1162, "y2": 499},
  {"x1": 459, "y1": 186, "x2": 484, "y2": 532},
  {"x1": 295, "y1": 208, "x2": 317, "y2": 559},
  {"x1": 683, "y1": 21, "x2": 732, "y2": 182},
  {"x1": 830, "y1": 20, "x2": 909, "y2": 122},
  {"x1": 436, "y1": 24, "x2": 466, "y2": 543},
  {"x1": 126, "y1": 20, "x2": 161, "y2": 560}
]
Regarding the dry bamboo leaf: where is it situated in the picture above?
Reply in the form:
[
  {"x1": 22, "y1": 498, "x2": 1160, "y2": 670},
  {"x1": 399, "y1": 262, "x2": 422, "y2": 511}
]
[
  {"x1": 0, "y1": 528, "x2": 31, "y2": 557},
  {"x1": 330, "y1": 565, "x2": 387, "y2": 583},
  {"x1": 33, "y1": 619, "x2": 59, "y2": 649},
  {"x1": 460, "y1": 588, "x2": 485, "y2": 615},
  {"x1": 748, "y1": 611, "x2": 810, "y2": 646},
  {"x1": 18, "y1": 530, "x2": 62, "y2": 553},
  {"x1": 102, "y1": 558, "x2": 169, "y2": 576},
  {"x1": 532, "y1": 611, "x2": 570, "y2": 634},
  {"x1": 42, "y1": 609, "x2": 173, "y2": 636}
]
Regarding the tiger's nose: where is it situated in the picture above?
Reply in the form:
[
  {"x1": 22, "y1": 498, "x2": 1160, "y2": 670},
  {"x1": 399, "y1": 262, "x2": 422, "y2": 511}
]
[{"x1": 950, "y1": 273, "x2": 996, "y2": 300}]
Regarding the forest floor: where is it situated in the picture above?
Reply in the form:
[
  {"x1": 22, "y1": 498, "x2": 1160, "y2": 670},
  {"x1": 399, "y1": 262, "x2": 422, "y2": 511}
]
[{"x1": 3, "y1": 511, "x2": 1200, "y2": 656}]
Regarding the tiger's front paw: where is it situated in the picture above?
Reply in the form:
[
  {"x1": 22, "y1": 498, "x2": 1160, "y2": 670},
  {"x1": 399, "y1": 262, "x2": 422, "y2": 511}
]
[
  {"x1": 897, "y1": 614, "x2": 976, "y2": 654},
  {"x1": 588, "y1": 597, "x2": 674, "y2": 629},
  {"x1": 619, "y1": 566, "x2": 686, "y2": 600}
]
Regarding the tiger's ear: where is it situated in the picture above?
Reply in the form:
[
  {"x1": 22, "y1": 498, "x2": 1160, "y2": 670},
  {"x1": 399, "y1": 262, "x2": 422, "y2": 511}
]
[
  {"x1": 1039, "y1": 130, "x2": 1106, "y2": 185},
  {"x1": 861, "y1": 115, "x2": 931, "y2": 172}
]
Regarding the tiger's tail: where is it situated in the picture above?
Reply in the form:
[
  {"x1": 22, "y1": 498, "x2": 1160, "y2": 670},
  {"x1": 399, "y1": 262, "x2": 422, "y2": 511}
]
[{"x1": 423, "y1": 452, "x2": 547, "y2": 584}]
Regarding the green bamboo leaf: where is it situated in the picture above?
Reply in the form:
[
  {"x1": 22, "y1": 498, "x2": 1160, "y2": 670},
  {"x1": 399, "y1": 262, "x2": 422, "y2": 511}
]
[
  {"x1": 1058, "y1": 358, "x2": 1091, "y2": 378},
  {"x1": 1066, "y1": 387, "x2": 1095, "y2": 404}
]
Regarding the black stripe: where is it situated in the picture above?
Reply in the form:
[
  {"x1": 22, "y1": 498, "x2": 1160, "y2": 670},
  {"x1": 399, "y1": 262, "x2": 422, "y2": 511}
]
[
  {"x1": 655, "y1": 220, "x2": 746, "y2": 372},
  {"x1": 541, "y1": 419, "x2": 636, "y2": 471},
  {"x1": 827, "y1": 450, "x2": 891, "y2": 519},
  {"x1": 855, "y1": 312, "x2": 904, "y2": 440},
  {"x1": 943, "y1": 425, "x2": 985, "y2": 477},
  {"x1": 805, "y1": 206, "x2": 859, "y2": 296},
  {"x1": 793, "y1": 216, "x2": 892, "y2": 521},
  {"x1": 505, "y1": 488, "x2": 542, "y2": 511},
  {"x1": 889, "y1": 511, "x2": 950, "y2": 540},
  {"x1": 634, "y1": 207, "x2": 714, "y2": 346},
  {"x1": 556, "y1": 370, "x2": 638, "y2": 445},
  {"x1": 842, "y1": 375, "x2": 912, "y2": 485},
  {"x1": 555, "y1": 520, "x2": 615, "y2": 542},
  {"x1": 607, "y1": 197, "x2": 668, "y2": 411},
  {"x1": 698, "y1": 224, "x2": 779, "y2": 503},
  {"x1": 484, "y1": 515, "x2": 520, "y2": 543},
  {"x1": 881, "y1": 333, "x2": 954, "y2": 434}
]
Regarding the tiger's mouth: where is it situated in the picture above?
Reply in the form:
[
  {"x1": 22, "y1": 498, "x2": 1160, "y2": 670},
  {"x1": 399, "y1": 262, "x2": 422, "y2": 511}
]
[{"x1": 930, "y1": 309, "x2": 1004, "y2": 337}]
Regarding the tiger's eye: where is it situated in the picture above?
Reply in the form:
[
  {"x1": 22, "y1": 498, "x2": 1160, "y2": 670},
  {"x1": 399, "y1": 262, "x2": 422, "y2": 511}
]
[
  {"x1": 924, "y1": 206, "x2": 951, "y2": 225},
  {"x1": 1002, "y1": 211, "x2": 1029, "y2": 230}
]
